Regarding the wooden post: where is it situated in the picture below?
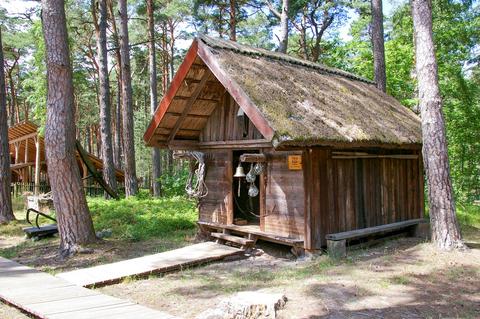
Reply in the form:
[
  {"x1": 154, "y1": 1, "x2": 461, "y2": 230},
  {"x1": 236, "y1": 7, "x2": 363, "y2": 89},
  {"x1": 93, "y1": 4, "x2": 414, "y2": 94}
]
[
  {"x1": 24, "y1": 138, "x2": 29, "y2": 163},
  {"x1": 226, "y1": 151, "x2": 234, "y2": 225},
  {"x1": 34, "y1": 136, "x2": 40, "y2": 195},
  {"x1": 14, "y1": 142, "x2": 20, "y2": 164}
]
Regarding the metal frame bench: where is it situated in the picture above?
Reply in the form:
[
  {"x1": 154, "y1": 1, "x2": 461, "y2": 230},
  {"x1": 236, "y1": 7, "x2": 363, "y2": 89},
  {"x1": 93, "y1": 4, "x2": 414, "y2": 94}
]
[{"x1": 326, "y1": 218, "x2": 429, "y2": 258}]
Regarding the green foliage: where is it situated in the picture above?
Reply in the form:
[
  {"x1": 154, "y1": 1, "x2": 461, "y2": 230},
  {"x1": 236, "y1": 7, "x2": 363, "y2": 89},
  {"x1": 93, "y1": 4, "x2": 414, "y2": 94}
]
[
  {"x1": 160, "y1": 168, "x2": 190, "y2": 197},
  {"x1": 88, "y1": 196, "x2": 197, "y2": 241},
  {"x1": 456, "y1": 204, "x2": 480, "y2": 228}
]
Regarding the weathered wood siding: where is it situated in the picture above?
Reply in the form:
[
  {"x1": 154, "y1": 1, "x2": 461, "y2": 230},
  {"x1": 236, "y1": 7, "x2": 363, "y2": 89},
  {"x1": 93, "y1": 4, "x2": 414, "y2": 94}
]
[
  {"x1": 200, "y1": 93, "x2": 264, "y2": 142},
  {"x1": 198, "y1": 150, "x2": 232, "y2": 224},
  {"x1": 264, "y1": 151, "x2": 305, "y2": 239},
  {"x1": 304, "y1": 148, "x2": 424, "y2": 250}
]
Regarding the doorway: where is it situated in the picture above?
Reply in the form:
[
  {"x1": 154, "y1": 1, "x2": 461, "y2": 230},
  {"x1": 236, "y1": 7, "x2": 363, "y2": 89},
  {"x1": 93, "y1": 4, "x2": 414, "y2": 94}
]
[{"x1": 232, "y1": 150, "x2": 260, "y2": 225}]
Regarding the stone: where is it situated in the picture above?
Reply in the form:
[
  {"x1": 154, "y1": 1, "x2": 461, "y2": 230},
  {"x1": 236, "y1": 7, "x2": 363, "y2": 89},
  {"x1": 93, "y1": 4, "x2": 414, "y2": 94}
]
[
  {"x1": 195, "y1": 291, "x2": 287, "y2": 319},
  {"x1": 96, "y1": 228, "x2": 113, "y2": 238},
  {"x1": 327, "y1": 239, "x2": 347, "y2": 259}
]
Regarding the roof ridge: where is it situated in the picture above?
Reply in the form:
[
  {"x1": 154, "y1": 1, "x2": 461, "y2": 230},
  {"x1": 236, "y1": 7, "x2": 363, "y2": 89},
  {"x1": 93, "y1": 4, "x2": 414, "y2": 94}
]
[{"x1": 198, "y1": 34, "x2": 375, "y2": 85}]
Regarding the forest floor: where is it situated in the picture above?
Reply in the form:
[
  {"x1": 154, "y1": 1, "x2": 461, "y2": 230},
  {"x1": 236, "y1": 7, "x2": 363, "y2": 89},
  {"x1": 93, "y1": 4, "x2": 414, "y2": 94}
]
[{"x1": 0, "y1": 199, "x2": 479, "y2": 318}]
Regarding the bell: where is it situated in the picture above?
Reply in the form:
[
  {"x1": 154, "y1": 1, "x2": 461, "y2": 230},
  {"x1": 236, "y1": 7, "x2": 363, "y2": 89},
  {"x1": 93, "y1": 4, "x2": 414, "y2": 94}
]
[{"x1": 234, "y1": 163, "x2": 246, "y2": 178}]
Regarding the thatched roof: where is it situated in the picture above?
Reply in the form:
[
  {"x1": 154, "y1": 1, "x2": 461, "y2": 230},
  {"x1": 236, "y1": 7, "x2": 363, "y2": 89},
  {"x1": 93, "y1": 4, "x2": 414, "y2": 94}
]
[
  {"x1": 143, "y1": 36, "x2": 422, "y2": 148},
  {"x1": 199, "y1": 35, "x2": 422, "y2": 147}
]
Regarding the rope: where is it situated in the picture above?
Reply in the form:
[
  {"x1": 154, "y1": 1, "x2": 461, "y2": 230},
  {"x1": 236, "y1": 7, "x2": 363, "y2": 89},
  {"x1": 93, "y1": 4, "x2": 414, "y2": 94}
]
[{"x1": 174, "y1": 151, "x2": 208, "y2": 199}]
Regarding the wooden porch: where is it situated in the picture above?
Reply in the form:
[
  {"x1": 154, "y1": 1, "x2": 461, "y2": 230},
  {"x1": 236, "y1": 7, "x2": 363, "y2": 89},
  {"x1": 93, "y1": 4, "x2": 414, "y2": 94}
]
[{"x1": 198, "y1": 221, "x2": 304, "y2": 255}]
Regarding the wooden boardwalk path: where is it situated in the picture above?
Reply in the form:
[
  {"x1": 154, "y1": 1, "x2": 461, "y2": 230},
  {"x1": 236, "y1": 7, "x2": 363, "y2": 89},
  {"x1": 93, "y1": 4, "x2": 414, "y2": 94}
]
[
  {"x1": 57, "y1": 242, "x2": 243, "y2": 287},
  {"x1": 0, "y1": 257, "x2": 178, "y2": 319}
]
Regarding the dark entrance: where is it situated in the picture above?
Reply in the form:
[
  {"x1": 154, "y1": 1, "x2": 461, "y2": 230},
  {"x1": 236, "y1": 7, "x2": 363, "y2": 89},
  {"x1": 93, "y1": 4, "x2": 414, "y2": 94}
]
[{"x1": 232, "y1": 150, "x2": 260, "y2": 225}]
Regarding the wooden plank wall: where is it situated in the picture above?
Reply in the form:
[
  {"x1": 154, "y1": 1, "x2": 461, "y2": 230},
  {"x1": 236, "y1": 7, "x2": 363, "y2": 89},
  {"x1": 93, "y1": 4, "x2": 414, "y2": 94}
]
[
  {"x1": 200, "y1": 93, "x2": 264, "y2": 142},
  {"x1": 264, "y1": 151, "x2": 305, "y2": 239},
  {"x1": 198, "y1": 150, "x2": 232, "y2": 224},
  {"x1": 305, "y1": 148, "x2": 424, "y2": 250}
]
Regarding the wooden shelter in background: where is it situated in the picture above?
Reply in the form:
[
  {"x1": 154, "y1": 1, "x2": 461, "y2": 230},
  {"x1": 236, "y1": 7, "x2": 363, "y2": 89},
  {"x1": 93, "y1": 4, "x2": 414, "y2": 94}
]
[
  {"x1": 144, "y1": 36, "x2": 425, "y2": 252},
  {"x1": 8, "y1": 121, "x2": 124, "y2": 195}
]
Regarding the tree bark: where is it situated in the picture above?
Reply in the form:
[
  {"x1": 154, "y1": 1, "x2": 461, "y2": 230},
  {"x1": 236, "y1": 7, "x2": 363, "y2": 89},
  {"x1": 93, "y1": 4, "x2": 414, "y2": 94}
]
[
  {"x1": 93, "y1": 0, "x2": 118, "y2": 196},
  {"x1": 371, "y1": 0, "x2": 387, "y2": 92},
  {"x1": 107, "y1": 0, "x2": 123, "y2": 170},
  {"x1": 278, "y1": 0, "x2": 289, "y2": 53},
  {"x1": 229, "y1": 0, "x2": 236, "y2": 41},
  {"x1": 266, "y1": 0, "x2": 289, "y2": 53},
  {"x1": 118, "y1": 0, "x2": 138, "y2": 196},
  {"x1": 147, "y1": 0, "x2": 162, "y2": 197},
  {"x1": 114, "y1": 77, "x2": 122, "y2": 169},
  {"x1": 0, "y1": 28, "x2": 15, "y2": 224},
  {"x1": 412, "y1": 0, "x2": 465, "y2": 250},
  {"x1": 41, "y1": 0, "x2": 97, "y2": 256}
]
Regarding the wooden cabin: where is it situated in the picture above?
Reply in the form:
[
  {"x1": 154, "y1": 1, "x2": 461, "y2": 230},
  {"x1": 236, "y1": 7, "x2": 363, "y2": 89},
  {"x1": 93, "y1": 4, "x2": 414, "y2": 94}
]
[
  {"x1": 143, "y1": 36, "x2": 424, "y2": 252},
  {"x1": 8, "y1": 121, "x2": 124, "y2": 194}
]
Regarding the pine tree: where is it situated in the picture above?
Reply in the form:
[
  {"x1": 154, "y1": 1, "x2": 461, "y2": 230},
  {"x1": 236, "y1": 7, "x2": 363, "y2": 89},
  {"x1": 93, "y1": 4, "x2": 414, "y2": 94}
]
[
  {"x1": 412, "y1": 0, "x2": 465, "y2": 250},
  {"x1": 41, "y1": 0, "x2": 97, "y2": 256},
  {"x1": 147, "y1": 0, "x2": 162, "y2": 197},
  {"x1": 0, "y1": 28, "x2": 15, "y2": 224},
  {"x1": 118, "y1": 0, "x2": 138, "y2": 196}
]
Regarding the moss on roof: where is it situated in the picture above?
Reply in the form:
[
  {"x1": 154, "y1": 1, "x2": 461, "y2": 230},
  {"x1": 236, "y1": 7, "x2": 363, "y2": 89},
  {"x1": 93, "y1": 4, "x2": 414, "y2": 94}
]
[{"x1": 199, "y1": 35, "x2": 422, "y2": 146}]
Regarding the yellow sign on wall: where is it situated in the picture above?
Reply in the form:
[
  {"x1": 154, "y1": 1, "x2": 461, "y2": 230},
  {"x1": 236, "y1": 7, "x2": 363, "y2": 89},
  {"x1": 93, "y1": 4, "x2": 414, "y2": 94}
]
[{"x1": 288, "y1": 155, "x2": 302, "y2": 170}]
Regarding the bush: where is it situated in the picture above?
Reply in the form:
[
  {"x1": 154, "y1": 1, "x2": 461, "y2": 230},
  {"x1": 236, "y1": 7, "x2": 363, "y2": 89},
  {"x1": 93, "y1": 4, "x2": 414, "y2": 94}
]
[
  {"x1": 456, "y1": 204, "x2": 480, "y2": 228},
  {"x1": 159, "y1": 168, "x2": 190, "y2": 197},
  {"x1": 88, "y1": 196, "x2": 197, "y2": 241}
]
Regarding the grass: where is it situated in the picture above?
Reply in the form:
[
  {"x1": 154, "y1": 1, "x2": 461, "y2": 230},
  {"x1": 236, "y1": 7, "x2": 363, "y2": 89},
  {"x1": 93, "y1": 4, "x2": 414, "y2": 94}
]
[
  {"x1": 0, "y1": 194, "x2": 198, "y2": 263},
  {"x1": 456, "y1": 204, "x2": 480, "y2": 228},
  {"x1": 88, "y1": 195, "x2": 197, "y2": 241}
]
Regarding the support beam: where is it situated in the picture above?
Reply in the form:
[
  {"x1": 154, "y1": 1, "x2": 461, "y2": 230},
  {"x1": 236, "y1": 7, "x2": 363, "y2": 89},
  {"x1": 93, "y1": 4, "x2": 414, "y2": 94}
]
[
  {"x1": 166, "y1": 112, "x2": 210, "y2": 119},
  {"x1": 168, "y1": 71, "x2": 211, "y2": 142},
  {"x1": 34, "y1": 136, "x2": 40, "y2": 195},
  {"x1": 13, "y1": 142, "x2": 20, "y2": 164},
  {"x1": 8, "y1": 132, "x2": 38, "y2": 145},
  {"x1": 240, "y1": 153, "x2": 267, "y2": 163},
  {"x1": 173, "y1": 96, "x2": 220, "y2": 103},
  {"x1": 24, "y1": 137, "x2": 29, "y2": 163}
]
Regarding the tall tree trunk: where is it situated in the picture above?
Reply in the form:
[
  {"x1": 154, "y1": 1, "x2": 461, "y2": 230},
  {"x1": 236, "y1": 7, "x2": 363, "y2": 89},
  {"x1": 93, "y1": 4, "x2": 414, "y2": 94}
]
[
  {"x1": 412, "y1": 0, "x2": 465, "y2": 250},
  {"x1": 147, "y1": 0, "x2": 162, "y2": 197},
  {"x1": 86, "y1": 125, "x2": 92, "y2": 153},
  {"x1": 7, "y1": 72, "x2": 18, "y2": 123},
  {"x1": 371, "y1": 0, "x2": 387, "y2": 92},
  {"x1": 229, "y1": 0, "x2": 236, "y2": 41},
  {"x1": 114, "y1": 78, "x2": 122, "y2": 168},
  {"x1": 118, "y1": 0, "x2": 138, "y2": 196},
  {"x1": 0, "y1": 28, "x2": 15, "y2": 224},
  {"x1": 93, "y1": 0, "x2": 117, "y2": 196},
  {"x1": 278, "y1": 0, "x2": 289, "y2": 53},
  {"x1": 266, "y1": 0, "x2": 289, "y2": 53},
  {"x1": 107, "y1": 0, "x2": 123, "y2": 170},
  {"x1": 41, "y1": 0, "x2": 96, "y2": 256}
]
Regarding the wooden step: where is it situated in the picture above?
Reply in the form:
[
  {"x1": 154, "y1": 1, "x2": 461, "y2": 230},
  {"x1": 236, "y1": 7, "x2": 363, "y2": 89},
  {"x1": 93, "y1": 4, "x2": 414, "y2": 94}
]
[{"x1": 210, "y1": 232, "x2": 254, "y2": 247}]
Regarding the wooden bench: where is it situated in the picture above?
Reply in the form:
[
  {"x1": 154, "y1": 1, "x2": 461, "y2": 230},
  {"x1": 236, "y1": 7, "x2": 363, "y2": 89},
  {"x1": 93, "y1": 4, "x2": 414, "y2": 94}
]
[
  {"x1": 326, "y1": 218, "x2": 429, "y2": 258},
  {"x1": 23, "y1": 224, "x2": 58, "y2": 239}
]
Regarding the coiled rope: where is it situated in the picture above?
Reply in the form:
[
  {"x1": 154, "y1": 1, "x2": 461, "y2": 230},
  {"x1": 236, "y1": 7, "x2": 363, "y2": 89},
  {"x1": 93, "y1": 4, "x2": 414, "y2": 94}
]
[{"x1": 174, "y1": 151, "x2": 208, "y2": 199}]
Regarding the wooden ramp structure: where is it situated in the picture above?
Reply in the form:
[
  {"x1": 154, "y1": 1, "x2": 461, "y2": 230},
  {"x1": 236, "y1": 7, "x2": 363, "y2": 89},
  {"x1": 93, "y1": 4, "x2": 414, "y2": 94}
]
[
  {"x1": 0, "y1": 257, "x2": 178, "y2": 319},
  {"x1": 57, "y1": 242, "x2": 243, "y2": 287}
]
